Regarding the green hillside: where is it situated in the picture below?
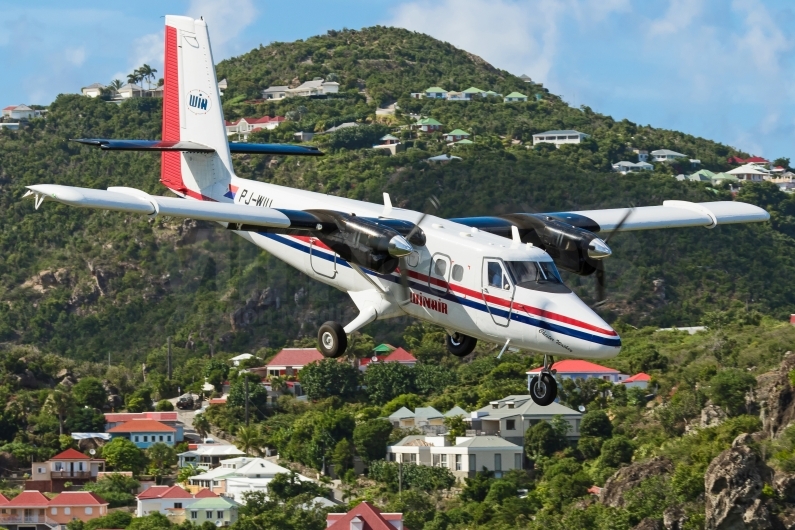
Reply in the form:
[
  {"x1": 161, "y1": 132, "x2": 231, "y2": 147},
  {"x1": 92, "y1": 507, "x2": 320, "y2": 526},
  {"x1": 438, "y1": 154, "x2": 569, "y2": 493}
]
[{"x1": 0, "y1": 26, "x2": 794, "y2": 366}]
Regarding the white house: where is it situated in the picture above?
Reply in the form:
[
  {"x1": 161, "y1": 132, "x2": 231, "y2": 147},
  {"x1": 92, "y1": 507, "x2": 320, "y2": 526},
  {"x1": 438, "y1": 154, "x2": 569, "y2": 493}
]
[
  {"x1": 188, "y1": 457, "x2": 311, "y2": 501},
  {"x1": 263, "y1": 348, "x2": 325, "y2": 377},
  {"x1": 81, "y1": 83, "x2": 105, "y2": 98},
  {"x1": 286, "y1": 79, "x2": 339, "y2": 98},
  {"x1": 504, "y1": 92, "x2": 528, "y2": 102},
  {"x1": 621, "y1": 373, "x2": 651, "y2": 390},
  {"x1": 633, "y1": 149, "x2": 649, "y2": 162},
  {"x1": 727, "y1": 164, "x2": 769, "y2": 181},
  {"x1": 386, "y1": 435, "x2": 524, "y2": 479},
  {"x1": 262, "y1": 86, "x2": 289, "y2": 100},
  {"x1": 229, "y1": 353, "x2": 256, "y2": 366},
  {"x1": 423, "y1": 87, "x2": 448, "y2": 99},
  {"x1": 2, "y1": 104, "x2": 40, "y2": 120},
  {"x1": 651, "y1": 149, "x2": 687, "y2": 162},
  {"x1": 613, "y1": 161, "x2": 654, "y2": 173},
  {"x1": 468, "y1": 395, "x2": 582, "y2": 446},
  {"x1": 178, "y1": 444, "x2": 246, "y2": 469},
  {"x1": 387, "y1": 406, "x2": 461, "y2": 434},
  {"x1": 116, "y1": 83, "x2": 144, "y2": 99},
  {"x1": 136, "y1": 485, "x2": 197, "y2": 517},
  {"x1": 225, "y1": 116, "x2": 285, "y2": 138},
  {"x1": 532, "y1": 130, "x2": 589, "y2": 147}
]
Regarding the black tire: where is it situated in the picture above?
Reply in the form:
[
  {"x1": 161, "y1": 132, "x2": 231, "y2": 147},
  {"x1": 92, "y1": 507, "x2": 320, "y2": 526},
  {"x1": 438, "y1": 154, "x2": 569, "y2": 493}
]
[
  {"x1": 317, "y1": 321, "x2": 347, "y2": 358},
  {"x1": 446, "y1": 333, "x2": 477, "y2": 357},
  {"x1": 530, "y1": 373, "x2": 557, "y2": 406}
]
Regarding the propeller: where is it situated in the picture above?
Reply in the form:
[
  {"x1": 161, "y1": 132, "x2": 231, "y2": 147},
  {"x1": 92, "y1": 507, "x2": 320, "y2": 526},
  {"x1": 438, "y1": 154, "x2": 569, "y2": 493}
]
[
  {"x1": 397, "y1": 195, "x2": 440, "y2": 305},
  {"x1": 592, "y1": 206, "x2": 634, "y2": 308}
]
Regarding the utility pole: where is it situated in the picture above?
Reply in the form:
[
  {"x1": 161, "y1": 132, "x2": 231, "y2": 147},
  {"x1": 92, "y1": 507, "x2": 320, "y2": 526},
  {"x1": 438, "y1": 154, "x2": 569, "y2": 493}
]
[
  {"x1": 167, "y1": 337, "x2": 172, "y2": 380},
  {"x1": 108, "y1": 351, "x2": 111, "y2": 368},
  {"x1": 398, "y1": 461, "x2": 402, "y2": 496},
  {"x1": 244, "y1": 376, "x2": 250, "y2": 426}
]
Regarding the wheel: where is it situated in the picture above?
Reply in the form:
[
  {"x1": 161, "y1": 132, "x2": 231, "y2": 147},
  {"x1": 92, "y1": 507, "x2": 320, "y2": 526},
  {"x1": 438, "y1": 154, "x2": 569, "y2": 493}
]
[
  {"x1": 317, "y1": 321, "x2": 347, "y2": 358},
  {"x1": 446, "y1": 333, "x2": 477, "y2": 357},
  {"x1": 529, "y1": 373, "x2": 558, "y2": 406}
]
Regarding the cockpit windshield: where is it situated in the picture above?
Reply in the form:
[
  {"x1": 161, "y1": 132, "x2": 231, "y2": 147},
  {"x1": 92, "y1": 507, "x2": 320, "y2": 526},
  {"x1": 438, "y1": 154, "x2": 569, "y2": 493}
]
[{"x1": 505, "y1": 261, "x2": 571, "y2": 293}]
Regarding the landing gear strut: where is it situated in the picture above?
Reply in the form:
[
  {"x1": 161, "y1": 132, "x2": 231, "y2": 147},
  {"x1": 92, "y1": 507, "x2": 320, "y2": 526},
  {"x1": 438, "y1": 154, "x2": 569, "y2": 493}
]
[
  {"x1": 446, "y1": 332, "x2": 477, "y2": 358},
  {"x1": 529, "y1": 355, "x2": 558, "y2": 406},
  {"x1": 318, "y1": 322, "x2": 347, "y2": 358}
]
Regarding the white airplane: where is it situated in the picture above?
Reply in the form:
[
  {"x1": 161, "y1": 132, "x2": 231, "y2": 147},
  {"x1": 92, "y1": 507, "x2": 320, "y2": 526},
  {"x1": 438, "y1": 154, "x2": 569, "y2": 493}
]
[{"x1": 24, "y1": 16, "x2": 769, "y2": 405}]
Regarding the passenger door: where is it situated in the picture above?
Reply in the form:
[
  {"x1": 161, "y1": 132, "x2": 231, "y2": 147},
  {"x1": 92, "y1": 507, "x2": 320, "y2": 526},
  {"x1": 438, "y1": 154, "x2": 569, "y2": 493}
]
[
  {"x1": 309, "y1": 238, "x2": 336, "y2": 279},
  {"x1": 481, "y1": 258, "x2": 514, "y2": 327}
]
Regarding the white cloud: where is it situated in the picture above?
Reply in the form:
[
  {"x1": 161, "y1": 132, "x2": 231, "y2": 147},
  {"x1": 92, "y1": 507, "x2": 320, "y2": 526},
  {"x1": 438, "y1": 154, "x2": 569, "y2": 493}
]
[
  {"x1": 186, "y1": 0, "x2": 258, "y2": 58},
  {"x1": 648, "y1": 0, "x2": 704, "y2": 36},
  {"x1": 64, "y1": 46, "x2": 86, "y2": 66}
]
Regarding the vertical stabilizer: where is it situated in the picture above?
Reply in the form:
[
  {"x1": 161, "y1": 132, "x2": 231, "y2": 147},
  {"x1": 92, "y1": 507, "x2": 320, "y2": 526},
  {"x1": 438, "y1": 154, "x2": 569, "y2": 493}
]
[{"x1": 162, "y1": 16, "x2": 232, "y2": 201}]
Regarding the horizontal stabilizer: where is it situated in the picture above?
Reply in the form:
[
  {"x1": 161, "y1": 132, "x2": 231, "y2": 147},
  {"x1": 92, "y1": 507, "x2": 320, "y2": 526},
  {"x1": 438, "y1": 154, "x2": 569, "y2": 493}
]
[
  {"x1": 73, "y1": 139, "x2": 324, "y2": 156},
  {"x1": 24, "y1": 184, "x2": 291, "y2": 228},
  {"x1": 72, "y1": 139, "x2": 213, "y2": 152}
]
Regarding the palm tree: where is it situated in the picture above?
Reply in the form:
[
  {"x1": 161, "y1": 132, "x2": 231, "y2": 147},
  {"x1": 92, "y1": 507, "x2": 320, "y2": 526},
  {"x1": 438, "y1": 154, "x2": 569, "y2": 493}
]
[
  {"x1": 44, "y1": 388, "x2": 74, "y2": 435},
  {"x1": 109, "y1": 79, "x2": 123, "y2": 94},
  {"x1": 235, "y1": 425, "x2": 263, "y2": 456},
  {"x1": 270, "y1": 376, "x2": 288, "y2": 394},
  {"x1": 193, "y1": 413, "x2": 210, "y2": 439}
]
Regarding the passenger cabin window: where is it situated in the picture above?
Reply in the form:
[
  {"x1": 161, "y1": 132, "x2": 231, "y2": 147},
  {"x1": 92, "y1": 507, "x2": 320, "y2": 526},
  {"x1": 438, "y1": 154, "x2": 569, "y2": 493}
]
[
  {"x1": 451, "y1": 264, "x2": 464, "y2": 282},
  {"x1": 505, "y1": 260, "x2": 571, "y2": 294},
  {"x1": 429, "y1": 254, "x2": 451, "y2": 294}
]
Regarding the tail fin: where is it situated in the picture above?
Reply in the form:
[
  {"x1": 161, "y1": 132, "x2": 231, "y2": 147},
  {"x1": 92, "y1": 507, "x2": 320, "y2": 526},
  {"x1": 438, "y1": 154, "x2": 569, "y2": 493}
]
[{"x1": 162, "y1": 16, "x2": 232, "y2": 201}]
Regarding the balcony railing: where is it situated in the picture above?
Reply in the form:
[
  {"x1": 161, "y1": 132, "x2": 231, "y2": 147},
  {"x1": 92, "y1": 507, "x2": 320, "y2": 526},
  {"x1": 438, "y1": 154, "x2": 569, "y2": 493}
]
[
  {"x1": 51, "y1": 470, "x2": 92, "y2": 479},
  {"x1": 0, "y1": 514, "x2": 59, "y2": 527}
]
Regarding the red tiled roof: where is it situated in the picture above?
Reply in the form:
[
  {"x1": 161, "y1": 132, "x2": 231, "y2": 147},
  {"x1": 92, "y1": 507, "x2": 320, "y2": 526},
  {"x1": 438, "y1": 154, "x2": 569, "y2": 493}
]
[
  {"x1": 49, "y1": 492, "x2": 108, "y2": 506},
  {"x1": 527, "y1": 359, "x2": 620, "y2": 374},
  {"x1": 385, "y1": 347, "x2": 416, "y2": 362},
  {"x1": 623, "y1": 373, "x2": 651, "y2": 383},
  {"x1": 2, "y1": 106, "x2": 17, "y2": 111},
  {"x1": 51, "y1": 448, "x2": 90, "y2": 460},
  {"x1": 105, "y1": 412, "x2": 178, "y2": 423},
  {"x1": 209, "y1": 397, "x2": 227, "y2": 405},
  {"x1": 0, "y1": 493, "x2": 9, "y2": 505},
  {"x1": 137, "y1": 485, "x2": 192, "y2": 500},
  {"x1": 266, "y1": 348, "x2": 324, "y2": 368},
  {"x1": 326, "y1": 501, "x2": 403, "y2": 530},
  {"x1": 6, "y1": 491, "x2": 51, "y2": 507},
  {"x1": 194, "y1": 489, "x2": 218, "y2": 498},
  {"x1": 107, "y1": 419, "x2": 175, "y2": 433}
]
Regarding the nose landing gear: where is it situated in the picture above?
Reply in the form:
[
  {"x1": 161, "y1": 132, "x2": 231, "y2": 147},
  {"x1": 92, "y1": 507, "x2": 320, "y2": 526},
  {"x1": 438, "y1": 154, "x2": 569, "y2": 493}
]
[{"x1": 529, "y1": 355, "x2": 558, "y2": 406}]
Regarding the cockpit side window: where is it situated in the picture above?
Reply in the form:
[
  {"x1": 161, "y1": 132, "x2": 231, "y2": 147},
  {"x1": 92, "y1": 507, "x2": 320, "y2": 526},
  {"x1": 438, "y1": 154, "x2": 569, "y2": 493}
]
[
  {"x1": 505, "y1": 260, "x2": 571, "y2": 293},
  {"x1": 486, "y1": 261, "x2": 511, "y2": 290}
]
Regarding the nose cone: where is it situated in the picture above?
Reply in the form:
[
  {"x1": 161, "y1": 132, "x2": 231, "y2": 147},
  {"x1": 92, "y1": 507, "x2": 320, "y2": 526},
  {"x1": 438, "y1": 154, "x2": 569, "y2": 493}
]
[
  {"x1": 388, "y1": 235, "x2": 413, "y2": 258},
  {"x1": 588, "y1": 237, "x2": 612, "y2": 259}
]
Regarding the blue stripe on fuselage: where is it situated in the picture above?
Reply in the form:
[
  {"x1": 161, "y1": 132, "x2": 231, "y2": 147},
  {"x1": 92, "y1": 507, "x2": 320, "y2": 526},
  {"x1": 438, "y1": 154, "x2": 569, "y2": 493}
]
[{"x1": 258, "y1": 233, "x2": 620, "y2": 347}]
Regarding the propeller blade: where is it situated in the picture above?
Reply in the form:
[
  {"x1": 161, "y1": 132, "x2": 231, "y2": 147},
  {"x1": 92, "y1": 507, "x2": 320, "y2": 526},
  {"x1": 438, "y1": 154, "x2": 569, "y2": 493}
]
[
  {"x1": 405, "y1": 195, "x2": 440, "y2": 244},
  {"x1": 398, "y1": 257, "x2": 411, "y2": 305},
  {"x1": 594, "y1": 262, "x2": 607, "y2": 307},
  {"x1": 603, "y1": 205, "x2": 635, "y2": 244},
  {"x1": 397, "y1": 195, "x2": 439, "y2": 306}
]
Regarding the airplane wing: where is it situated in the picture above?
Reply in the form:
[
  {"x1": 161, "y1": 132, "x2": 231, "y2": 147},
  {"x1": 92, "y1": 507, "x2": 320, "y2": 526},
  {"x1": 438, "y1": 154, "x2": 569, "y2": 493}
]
[
  {"x1": 72, "y1": 139, "x2": 324, "y2": 156},
  {"x1": 24, "y1": 184, "x2": 291, "y2": 228},
  {"x1": 548, "y1": 200, "x2": 769, "y2": 232}
]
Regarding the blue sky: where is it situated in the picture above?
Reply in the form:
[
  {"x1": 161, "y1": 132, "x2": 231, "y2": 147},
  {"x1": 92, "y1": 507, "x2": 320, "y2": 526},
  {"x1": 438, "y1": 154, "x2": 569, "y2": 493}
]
[{"x1": 2, "y1": 0, "x2": 794, "y2": 160}]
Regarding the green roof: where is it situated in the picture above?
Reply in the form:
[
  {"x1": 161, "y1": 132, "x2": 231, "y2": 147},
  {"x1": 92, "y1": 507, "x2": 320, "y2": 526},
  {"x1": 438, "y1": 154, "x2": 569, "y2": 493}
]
[
  {"x1": 425, "y1": 87, "x2": 447, "y2": 93},
  {"x1": 190, "y1": 497, "x2": 240, "y2": 509},
  {"x1": 462, "y1": 87, "x2": 485, "y2": 94},
  {"x1": 505, "y1": 92, "x2": 527, "y2": 99},
  {"x1": 416, "y1": 118, "x2": 442, "y2": 126},
  {"x1": 454, "y1": 139, "x2": 474, "y2": 145},
  {"x1": 694, "y1": 169, "x2": 716, "y2": 177},
  {"x1": 446, "y1": 129, "x2": 470, "y2": 136},
  {"x1": 373, "y1": 344, "x2": 395, "y2": 353}
]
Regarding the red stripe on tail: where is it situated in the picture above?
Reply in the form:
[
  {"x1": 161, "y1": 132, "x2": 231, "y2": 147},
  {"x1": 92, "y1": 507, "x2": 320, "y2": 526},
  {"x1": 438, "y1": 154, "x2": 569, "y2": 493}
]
[{"x1": 160, "y1": 25, "x2": 184, "y2": 193}]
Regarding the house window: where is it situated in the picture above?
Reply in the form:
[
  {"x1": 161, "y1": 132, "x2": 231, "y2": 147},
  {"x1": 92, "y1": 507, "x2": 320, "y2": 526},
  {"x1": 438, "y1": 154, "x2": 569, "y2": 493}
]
[
  {"x1": 134, "y1": 436, "x2": 140, "y2": 442},
  {"x1": 494, "y1": 454, "x2": 502, "y2": 472},
  {"x1": 217, "y1": 511, "x2": 224, "y2": 519},
  {"x1": 440, "y1": 454, "x2": 448, "y2": 468},
  {"x1": 159, "y1": 435, "x2": 163, "y2": 442},
  {"x1": 432, "y1": 454, "x2": 440, "y2": 467},
  {"x1": 85, "y1": 507, "x2": 93, "y2": 515},
  {"x1": 51, "y1": 508, "x2": 58, "y2": 515},
  {"x1": 206, "y1": 511, "x2": 213, "y2": 519},
  {"x1": 506, "y1": 420, "x2": 516, "y2": 431},
  {"x1": 65, "y1": 507, "x2": 71, "y2": 515},
  {"x1": 167, "y1": 436, "x2": 172, "y2": 442},
  {"x1": 409, "y1": 453, "x2": 417, "y2": 464},
  {"x1": 191, "y1": 511, "x2": 198, "y2": 520},
  {"x1": 37, "y1": 467, "x2": 45, "y2": 474},
  {"x1": 468, "y1": 454, "x2": 476, "y2": 471},
  {"x1": 174, "y1": 503, "x2": 182, "y2": 509},
  {"x1": 515, "y1": 453, "x2": 523, "y2": 470},
  {"x1": 455, "y1": 455, "x2": 462, "y2": 471}
]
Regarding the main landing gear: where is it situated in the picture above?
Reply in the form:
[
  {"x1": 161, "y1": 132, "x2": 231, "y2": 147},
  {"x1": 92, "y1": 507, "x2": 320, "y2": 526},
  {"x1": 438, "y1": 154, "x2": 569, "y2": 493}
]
[
  {"x1": 446, "y1": 332, "x2": 477, "y2": 358},
  {"x1": 529, "y1": 355, "x2": 558, "y2": 406},
  {"x1": 318, "y1": 322, "x2": 347, "y2": 358}
]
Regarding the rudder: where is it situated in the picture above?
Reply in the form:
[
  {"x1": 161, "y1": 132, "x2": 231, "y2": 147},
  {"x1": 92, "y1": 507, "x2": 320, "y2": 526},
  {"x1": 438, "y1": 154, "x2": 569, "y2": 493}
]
[{"x1": 161, "y1": 16, "x2": 233, "y2": 202}]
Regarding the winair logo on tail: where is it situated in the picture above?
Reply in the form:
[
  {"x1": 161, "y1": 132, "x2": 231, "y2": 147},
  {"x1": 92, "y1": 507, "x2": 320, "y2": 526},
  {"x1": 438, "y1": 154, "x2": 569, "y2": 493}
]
[{"x1": 187, "y1": 89, "x2": 211, "y2": 114}]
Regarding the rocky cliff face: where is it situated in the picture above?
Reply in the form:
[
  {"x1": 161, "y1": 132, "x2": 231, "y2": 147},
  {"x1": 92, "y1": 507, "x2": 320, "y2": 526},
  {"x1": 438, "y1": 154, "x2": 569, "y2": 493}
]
[
  {"x1": 754, "y1": 351, "x2": 795, "y2": 439},
  {"x1": 600, "y1": 456, "x2": 674, "y2": 508}
]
